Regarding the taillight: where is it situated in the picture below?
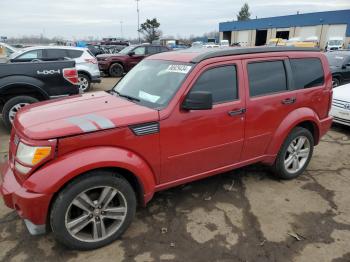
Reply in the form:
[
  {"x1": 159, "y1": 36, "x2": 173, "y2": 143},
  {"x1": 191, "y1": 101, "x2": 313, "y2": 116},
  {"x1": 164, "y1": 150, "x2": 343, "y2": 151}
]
[
  {"x1": 63, "y1": 68, "x2": 79, "y2": 85},
  {"x1": 85, "y1": 58, "x2": 98, "y2": 64}
]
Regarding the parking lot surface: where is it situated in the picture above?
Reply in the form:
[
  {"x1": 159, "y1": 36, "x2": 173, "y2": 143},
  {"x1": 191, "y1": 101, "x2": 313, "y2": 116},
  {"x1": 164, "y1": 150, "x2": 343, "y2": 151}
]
[{"x1": 0, "y1": 78, "x2": 350, "y2": 262}]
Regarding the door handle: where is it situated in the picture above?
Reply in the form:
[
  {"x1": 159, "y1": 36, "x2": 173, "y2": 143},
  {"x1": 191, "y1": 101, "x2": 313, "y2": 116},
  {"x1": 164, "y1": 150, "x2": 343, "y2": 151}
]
[
  {"x1": 281, "y1": 97, "x2": 296, "y2": 105},
  {"x1": 228, "y1": 108, "x2": 246, "y2": 116}
]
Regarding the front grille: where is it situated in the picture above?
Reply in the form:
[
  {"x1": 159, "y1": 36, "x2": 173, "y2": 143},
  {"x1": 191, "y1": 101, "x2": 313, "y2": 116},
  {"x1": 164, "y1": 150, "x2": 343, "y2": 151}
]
[
  {"x1": 332, "y1": 99, "x2": 350, "y2": 110},
  {"x1": 333, "y1": 116, "x2": 350, "y2": 124}
]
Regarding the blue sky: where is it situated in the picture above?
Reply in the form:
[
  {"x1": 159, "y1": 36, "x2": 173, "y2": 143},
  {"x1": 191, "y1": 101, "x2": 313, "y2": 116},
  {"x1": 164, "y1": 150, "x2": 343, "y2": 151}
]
[{"x1": 1, "y1": 0, "x2": 350, "y2": 39}]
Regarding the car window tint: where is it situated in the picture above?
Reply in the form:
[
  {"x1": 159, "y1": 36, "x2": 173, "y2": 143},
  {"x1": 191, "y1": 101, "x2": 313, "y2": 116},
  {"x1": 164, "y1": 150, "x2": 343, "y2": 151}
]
[
  {"x1": 46, "y1": 49, "x2": 68, "y2": 58},
  {"x1": 290, "y1": 58, "x2": 324, "y2": 89},
  {"x1": 19, "y1": 50, "x2": 43, "y2": 59},
  {"x1": 133, "y1": 47, "x2": 146, "y2": 55},
  {"x1": 190, "y1": 66, "x2": 238, "y2": 104},
  {"x1": 67, "y1": 50, "x2": 84, "y2": 58},
  {"x1": 248, "y1": 61, "x2": 287, "y2": 97},
  {"x1": 147, "y1": 46, "x2": 159, "y2": 55}
]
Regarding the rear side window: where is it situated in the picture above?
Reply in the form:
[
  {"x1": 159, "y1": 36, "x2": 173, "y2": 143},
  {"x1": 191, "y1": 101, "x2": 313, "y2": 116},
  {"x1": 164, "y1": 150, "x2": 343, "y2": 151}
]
[
  {"x1": 190, "y1": 66, "x2": 238, "y2": 104},
  {"x1": 67, "y1": 50, "x2": 84, "y2": 58},
  {"x1": 248, "y1": 61, "x2": 287, "y2": 97},
  {"x1": 290, "y1": 58, "x2": 324, "y2": 89},
  {"x1": 46, "y1": 49, "x2": 68, "y2": 58},
  {"x1": 147, "y1": 46, "x2": 160, "y2": 55}
]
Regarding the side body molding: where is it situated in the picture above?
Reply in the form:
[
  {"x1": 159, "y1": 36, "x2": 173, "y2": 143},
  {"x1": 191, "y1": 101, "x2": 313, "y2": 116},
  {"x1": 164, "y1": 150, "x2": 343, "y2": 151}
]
[
  {"x1": 23, "y1": 147, "x2": 157, "y2": 204},
  {"x1": 265, "y1": 107, "x2": 320, "y2": 157}
]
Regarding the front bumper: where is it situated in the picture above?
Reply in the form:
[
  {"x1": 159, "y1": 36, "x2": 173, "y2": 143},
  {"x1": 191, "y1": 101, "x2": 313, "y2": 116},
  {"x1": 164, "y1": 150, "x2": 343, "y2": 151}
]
[
  {"x1": 0, "y1": 156, "x2": 52, "y2": 235},
  {"x1": 330, "y1": 106, "x2": 350, "y2": 126},
  {"x1": 98, "y1": 61, "x2": 110, "y2": 71}
]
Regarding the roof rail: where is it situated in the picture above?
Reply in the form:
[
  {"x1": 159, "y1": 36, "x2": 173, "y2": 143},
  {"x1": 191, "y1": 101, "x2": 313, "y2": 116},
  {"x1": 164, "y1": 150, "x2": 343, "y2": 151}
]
[{"x1": 191, "y1": 47, "x2": 320, "y2": 63}]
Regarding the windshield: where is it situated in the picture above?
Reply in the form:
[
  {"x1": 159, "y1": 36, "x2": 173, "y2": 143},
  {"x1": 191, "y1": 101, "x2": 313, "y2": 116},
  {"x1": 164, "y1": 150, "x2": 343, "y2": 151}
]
[
  {"x1": 329, "y1": 40, "x2": 342, "y2": 46},
  {"x1": 113, "y1": 60, "x2": 193, "y2": 109},
  {"x1": 119, "y1": 46, "x2": 135, "y2": 54},
  {"x1": 326, "y1": 54, "x2": 349, "y2": 67}
]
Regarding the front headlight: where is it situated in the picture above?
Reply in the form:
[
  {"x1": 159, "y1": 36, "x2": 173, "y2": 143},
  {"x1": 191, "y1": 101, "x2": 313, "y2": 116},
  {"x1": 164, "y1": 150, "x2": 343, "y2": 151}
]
[{"x1": 16, "y1": 142, "x2": 52, "y2": 166}]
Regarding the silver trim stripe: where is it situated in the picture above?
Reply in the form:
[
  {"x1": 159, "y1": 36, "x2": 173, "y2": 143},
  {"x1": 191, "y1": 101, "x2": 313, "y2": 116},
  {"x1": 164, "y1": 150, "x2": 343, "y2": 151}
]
[
  {"x1": 130, "y1": 122, "x2": 159, "y2": 136},
  {"x1": 67, "y1": 114, "x2": 116, "y2": 132}
]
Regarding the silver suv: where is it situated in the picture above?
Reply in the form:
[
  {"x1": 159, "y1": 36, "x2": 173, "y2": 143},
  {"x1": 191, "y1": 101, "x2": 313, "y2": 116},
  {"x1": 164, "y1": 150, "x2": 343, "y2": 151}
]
[{"x1": 10, "y1": 46, "x2": 101, "y2": 92}]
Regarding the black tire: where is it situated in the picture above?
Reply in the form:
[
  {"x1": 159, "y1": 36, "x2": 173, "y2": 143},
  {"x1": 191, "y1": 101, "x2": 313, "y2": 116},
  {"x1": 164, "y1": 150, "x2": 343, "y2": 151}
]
[
  {"x1": 332, "y1": 77, "x2": 341, "y2": 88},
  {"x1": 78, "y1": 74, "x2": 91, "y2": 92},
  {"x1": 109, "y1": 63, "x2": 124, "y2": 77},
  {"x1": 50, "y1": 170, "x2": 136, "y2": 250},
  {"x1": 2, "y1": 96, "x2": 38, "y2": 130},
  {"x1": 272, "y1": 127, "x2": 314, "y2": 180}
]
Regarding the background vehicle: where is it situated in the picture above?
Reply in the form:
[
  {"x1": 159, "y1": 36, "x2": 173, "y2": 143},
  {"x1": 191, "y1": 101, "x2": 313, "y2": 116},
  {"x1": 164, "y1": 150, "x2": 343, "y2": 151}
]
[
  {"x1": 0, "y1": 47, "x2": 333, "y2": 250},
  {"x1": 0, "y1": 42, "x2": 17, "y2": 63},
  {"x1": 97, "y1": 44, "x2": 169, "y2": 77},
  {"x1": 326, "y1": 51, "x2": 350, "y2": 87},
  {"x1": 0, "y1": 60, "x2": 79, "y2": 129},
  {"x1": 326, "y1": 37, "x2": 345, "y2": 51},
  {"x1": 330, "y1": 83, "x2": 350, "y2": 126},
  {"x1": 220, "y1": 40, "x2": 230, "y2": 47},
  {"x1": 10, "y1": 46, "x2": 100, "y2": 92},
  {"x1": 267, "y1": 38, "x2": 286, "y2": 46}
]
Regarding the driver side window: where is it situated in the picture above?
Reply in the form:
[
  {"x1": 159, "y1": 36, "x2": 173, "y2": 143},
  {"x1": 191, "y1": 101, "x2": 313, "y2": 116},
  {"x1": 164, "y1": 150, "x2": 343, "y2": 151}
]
[
  {"x1": 189, "y1": 65, "x2": 238, "y2": 104},
  {"x1": 133, "y1": 47, "x2": 146, "y2": 55}
]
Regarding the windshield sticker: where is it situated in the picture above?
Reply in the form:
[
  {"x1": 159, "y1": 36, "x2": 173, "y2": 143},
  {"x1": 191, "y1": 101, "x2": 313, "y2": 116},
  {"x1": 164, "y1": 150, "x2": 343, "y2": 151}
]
[
  {"x1": 139, "y1": 90, "x2": 160, "y2": 103},
  {"x1": 166, "y1": 64, "x2": 192, "y2": 74}
]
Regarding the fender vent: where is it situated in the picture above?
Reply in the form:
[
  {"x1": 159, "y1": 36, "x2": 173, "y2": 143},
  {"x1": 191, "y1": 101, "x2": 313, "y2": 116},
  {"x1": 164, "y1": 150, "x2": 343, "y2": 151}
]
[{"x1": 130, "y1": 122, "x2": 159, "y2": 136}]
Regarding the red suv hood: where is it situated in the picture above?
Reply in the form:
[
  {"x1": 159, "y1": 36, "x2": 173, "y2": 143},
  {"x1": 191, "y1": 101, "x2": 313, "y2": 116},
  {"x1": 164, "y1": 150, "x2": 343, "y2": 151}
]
[{"x1": 14, "y1": 92, "x2": 159, "y2": 140}]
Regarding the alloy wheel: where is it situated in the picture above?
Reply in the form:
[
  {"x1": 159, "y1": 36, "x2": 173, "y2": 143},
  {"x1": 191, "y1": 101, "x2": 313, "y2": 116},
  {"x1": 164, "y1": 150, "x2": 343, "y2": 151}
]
[
  {"x1": 65, "y1": 186, "x2": 127, "y2": 243},
  {"x1": 9, "y1": 103, "x2": 29, "y2": 123},
  {"x1": 284, "y1": 136, "x2": 311, "y2": 174},
  {"x1": 78, "y1": 76, "x2": 89, "y2": 92}
]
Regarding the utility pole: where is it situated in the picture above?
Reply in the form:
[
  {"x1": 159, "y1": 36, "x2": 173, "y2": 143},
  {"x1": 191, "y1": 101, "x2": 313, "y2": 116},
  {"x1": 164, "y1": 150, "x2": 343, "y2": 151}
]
[
  {"x1": 136, "y1": 0, "x2": 140, "y2": 43},
  {"x1": 120, "y1": 21, "x2": 123, "y2": 39}
]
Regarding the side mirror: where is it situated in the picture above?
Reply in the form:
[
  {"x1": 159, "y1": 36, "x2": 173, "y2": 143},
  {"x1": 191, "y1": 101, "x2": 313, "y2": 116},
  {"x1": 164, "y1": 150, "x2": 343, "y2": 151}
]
[
  {"x1": 128, "y1": 51, "x2": 135, "y2": 56},
  {"x1": 182, "y1": 91, "x2": 213, "y2": 110}
]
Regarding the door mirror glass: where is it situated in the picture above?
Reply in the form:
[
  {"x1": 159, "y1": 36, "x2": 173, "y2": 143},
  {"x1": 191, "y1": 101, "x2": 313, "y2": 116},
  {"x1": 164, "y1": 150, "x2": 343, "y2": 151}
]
[{"x1": 182, "y1": 91, "x2": 213, "y2": 110}]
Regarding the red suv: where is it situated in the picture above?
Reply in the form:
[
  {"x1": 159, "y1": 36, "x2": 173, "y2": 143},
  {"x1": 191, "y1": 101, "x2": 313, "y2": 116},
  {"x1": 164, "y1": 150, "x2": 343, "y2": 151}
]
[
  {"x1": 97, "y1": 44, "x2": 170, "y2": 77},
  {"x1": 0, "y1": 47, "x2": 333, "y2": 250}
]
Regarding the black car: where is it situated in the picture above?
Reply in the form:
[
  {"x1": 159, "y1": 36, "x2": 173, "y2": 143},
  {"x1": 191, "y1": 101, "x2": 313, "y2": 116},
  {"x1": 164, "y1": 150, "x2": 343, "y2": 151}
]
[
  {"x1": 0, "y1": 60, "x2": 79, "y2": 129},
  {"x1": 326, "y1": 51, "x2": 350, "y2": 87}
]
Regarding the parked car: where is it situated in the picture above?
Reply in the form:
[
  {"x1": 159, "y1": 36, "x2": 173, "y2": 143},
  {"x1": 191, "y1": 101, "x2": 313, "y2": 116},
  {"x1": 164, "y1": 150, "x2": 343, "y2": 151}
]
[
  {"x1": 0, "y1": 60, "x2": 79, "y2": 130},
  {"x1": 325, "y1": 51, "x2": 350, "y2": 87},
  {"x1": 267, "y1": 38, "x2": 286, "y2": 46},
  {"x1": 330, "y1": 83, "x2": 350, "y2": 126},
  {"x1": 326, "y1": 37, "x2": 345, "y2": 52},
  {"x1": 0, "y1": 47, "x2": 333, "y2": 250},
  {"x1": 0, "y1": 42, "x2": 17, "y2": 63},
  {"x1": 97, "y1": 44, "x2": 170, "y2": 77},
  {"x1": 9, "y1": 46, "x2": 100, "y2": 92}
]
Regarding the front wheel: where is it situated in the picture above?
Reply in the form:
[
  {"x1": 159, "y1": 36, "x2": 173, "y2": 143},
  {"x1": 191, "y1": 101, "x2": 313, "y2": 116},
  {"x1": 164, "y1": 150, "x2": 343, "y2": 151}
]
[
  {"x1": 50, "y1": 171, "x2": 136, "y2": 250},
  {"x1": 272, "y1": 127, "x2": 314, "y2": 180},
  {"x1": 109, "y1": 63, "x2": 124, "y2": 77}
]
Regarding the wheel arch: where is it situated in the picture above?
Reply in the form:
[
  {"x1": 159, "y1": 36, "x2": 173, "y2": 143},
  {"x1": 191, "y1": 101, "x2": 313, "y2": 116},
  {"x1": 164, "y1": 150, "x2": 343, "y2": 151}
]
[
  {"x1": 77, "y1": 70, "x2": 92, "y2": 80},
  {"x1": 266, "y1": 108, "x2": 321, "y2": 157},
  {"x1": 0, "y1": 83, "x2": 49, "y2": 105}
]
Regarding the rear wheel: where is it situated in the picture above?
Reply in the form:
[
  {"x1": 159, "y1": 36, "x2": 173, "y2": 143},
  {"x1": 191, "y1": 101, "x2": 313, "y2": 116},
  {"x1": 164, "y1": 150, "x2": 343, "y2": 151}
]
[
  {"x1": 332, "y1": 77, "x2": 340, "y2": 88},
  {"x1": 78, "y1": 74, "x2": 91, "y2": 92},
  {"x1": 50, "y1": 171, "x2": 136, "y2": 250},
  {"x1": 109, "y1": 63, "x2": 124, "y2": 77},
  {"x1": 2, "y1": 96, "x2": 38, "y2": 130},
  {"x1": 272, "y1": 127, "x2": 314, "y2": 180}
]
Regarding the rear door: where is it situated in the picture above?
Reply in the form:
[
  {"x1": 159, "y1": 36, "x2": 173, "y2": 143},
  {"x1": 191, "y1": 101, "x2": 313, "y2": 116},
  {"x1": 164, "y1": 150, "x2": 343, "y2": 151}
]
[{"x1": 242, "y1": 57, "x2": 298, "y2": 161}]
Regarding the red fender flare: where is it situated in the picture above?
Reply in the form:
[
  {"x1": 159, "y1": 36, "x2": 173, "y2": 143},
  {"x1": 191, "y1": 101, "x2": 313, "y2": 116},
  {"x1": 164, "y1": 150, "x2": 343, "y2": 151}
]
[{"x1": 23, "y1": 146, "x2": 157, "y2": 204}]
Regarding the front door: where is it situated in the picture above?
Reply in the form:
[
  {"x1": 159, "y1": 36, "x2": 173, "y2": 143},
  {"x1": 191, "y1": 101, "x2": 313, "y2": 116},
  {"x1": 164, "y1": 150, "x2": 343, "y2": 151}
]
[
  {"x1": 128, "y1": 46, "x2": 147, "y2": 70},
  {"x1": 160, "y1": 61, "x2": 246, "y2": 184}
]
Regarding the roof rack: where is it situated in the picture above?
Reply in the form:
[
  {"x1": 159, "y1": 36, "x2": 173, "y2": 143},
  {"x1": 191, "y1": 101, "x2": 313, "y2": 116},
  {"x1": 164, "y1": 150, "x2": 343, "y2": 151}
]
[{"x1": 191, "y1": 47, "x2": 320, "y2": 63}]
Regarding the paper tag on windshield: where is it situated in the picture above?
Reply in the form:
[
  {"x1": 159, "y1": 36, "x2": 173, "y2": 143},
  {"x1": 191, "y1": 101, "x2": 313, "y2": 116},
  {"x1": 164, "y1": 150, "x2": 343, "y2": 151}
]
[
  {"x1": 166, "y1": 64, "x2": 192, "y2": 74},
  {"x1": 139, "y1": 90, "x2": 160, "y2": 103}
]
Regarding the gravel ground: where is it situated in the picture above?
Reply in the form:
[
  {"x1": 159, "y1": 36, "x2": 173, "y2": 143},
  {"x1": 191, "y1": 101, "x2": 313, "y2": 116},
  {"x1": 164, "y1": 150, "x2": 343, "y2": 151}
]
[{"x1": 0, "y1": 78, "x2": 350, "y2": 262}]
